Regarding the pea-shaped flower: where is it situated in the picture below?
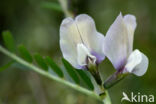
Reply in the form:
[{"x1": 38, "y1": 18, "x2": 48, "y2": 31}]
[
  {"x1": 60, "y1": 14, "x2": 105, "y2": 70},
  {"x1": 103, "y1": 13, "x2": 149, "y2": 87}
]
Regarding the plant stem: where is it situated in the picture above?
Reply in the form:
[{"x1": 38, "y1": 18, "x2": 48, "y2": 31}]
[
  {"x1": 102, "y1": 90, "x2": 112, "y2": 104},
  {"x1": 0, "y1": 45, "x2": 100, "y2": 100},
  {"x1": 58, "y1": 0, "x2": 74, "y2": 17},
  {"x1": 98, "y1": 85, "x2": 112, "y2": 104},
  {"x1": 104, "y1": 71, "x2": 128, "y2": 89}
]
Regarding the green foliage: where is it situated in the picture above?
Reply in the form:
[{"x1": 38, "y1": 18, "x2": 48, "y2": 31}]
[
  {"x1": 45, "y1": 56, "x2": 64, "y2": 78},
  {"x1": 34, "y1": 53, "x2": 48, "y2": 71},
  {"x1": 2, "y1": 30, "x2": 16, "y2": 52},
  {"x1": 62, "y1": 58, "x2": 80, "y2": 84},
  {"x1": 18, "y1": 45, "x2": 33, "y2": 63},
  {"x1": 76, "y1": 70, "x2": 94, "y2": 90},
  {"x1": 0, "y1": 30, "x2": 100, "y2": 101},
  {"x1": 41, "y1": 2, "x2": 62, "y2": 12},
  {"x1": 0, "y1": 45, "x2": 101, "y2": 101},
  {"x1": 0, "y1": 60, "x2": 14, "y2": 72}
]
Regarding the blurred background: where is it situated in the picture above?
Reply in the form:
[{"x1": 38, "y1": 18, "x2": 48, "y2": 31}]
[{"x1": 0, "y1": 0, "x2": 156, "y2": 104}]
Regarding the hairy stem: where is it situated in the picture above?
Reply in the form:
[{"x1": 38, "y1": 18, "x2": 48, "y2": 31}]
[
  {"x1": 0, "y1": 45, "x2": 100, "y2": 100},
  {"x1": 0, "y1": 45, "x2": 112, "y2": 104}
]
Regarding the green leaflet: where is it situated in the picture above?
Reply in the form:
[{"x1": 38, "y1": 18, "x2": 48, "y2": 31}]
[
  {"x1": 18, "y1": 45, "x2": 33, "y2": 63},
  {"x1": 2, "y1": 30, "x2": 16, "y2": 52},
  {"x1": 62, "y1": 58, "x2": 80, "y2": 84},
  {"x1": 41, "y1": 2, "x2": 62, "y2": 12},
  {"x1": 34, "y1": 53, "x2": 48, "y2": 71},
  {"x1": 76, "y1": 70, "x2": 94, "y2": 90},
  {"x1": 0, "y1": 60, "x2": 14, "y2": 72},
  {"x1": 45, "y1": 56, "x2": 64, "y2": 78}
]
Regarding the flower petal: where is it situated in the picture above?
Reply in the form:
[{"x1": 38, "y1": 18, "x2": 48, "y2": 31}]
[
  {"x1": 104, "y1": 13, "x2": 136, "y2": 70},
  {"x1": 123, "y1": 14, "x2": 137, "y2": 54},
  {"x1": 60, "y1": 14, "x2": 105, "y2": 68},
  {"x1": 77, "y1": 43, "x2": 96, "y2": 66},
  {"x1": 90, "y1": 32, "x2": 105, "y2": 63},
  {"x1": 75, "y1": 14, "x2": 105, "y2": 62},
  {"x1": 125, "y1": 49, "x2": 149, "y2": 76},
  {"x1": 60, "y1": 17, "x2": 81, "y2": 68}
]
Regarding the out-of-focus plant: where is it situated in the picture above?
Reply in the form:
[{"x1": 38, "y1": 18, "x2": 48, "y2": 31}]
[
  {"x1": 0, "y1": 0, "x2": 149, "y2": 104},
  {"x1": 0, "y1": 31, "x2": 101, "y2": 101}
]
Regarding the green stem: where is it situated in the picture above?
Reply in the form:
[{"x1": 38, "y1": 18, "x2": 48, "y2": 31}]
[
  {"x1": 102, "y1": 90, "x2": 111, "y2": 104},
  {"x1": 99, "y1": 85, "x2": 112, "y2": 104},
  {"x1": 58, "y1": 0, "x2": 74, "y2": 17},
  {"x1": 0, "y1": 45, "x2": 100, "y2": 100},
  {"x1": 104, "y1": 71, "x2": 128, "y2": 89}
]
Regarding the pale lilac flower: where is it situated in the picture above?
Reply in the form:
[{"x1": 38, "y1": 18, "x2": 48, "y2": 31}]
[
  {"x1": 60, "y1": 14, "x2": 105, "y2": 69},
  {"x1": 104, "y1": 13, "x2": 149, "y2": 76}
]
